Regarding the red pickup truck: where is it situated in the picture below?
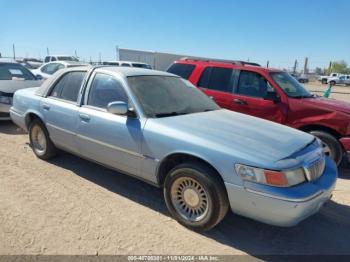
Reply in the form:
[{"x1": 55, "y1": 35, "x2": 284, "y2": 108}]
[{"x1": 167, "y1": 58, "x2": 350, "y2": 166}]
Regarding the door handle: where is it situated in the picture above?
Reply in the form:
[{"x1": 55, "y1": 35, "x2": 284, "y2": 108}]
[
  {"x1": 42, "y1": 104, "x2": 50, "y2": 110},
  {"x1": 79, "y1": 113, "x2": 90, "y2": 121},
  {"x1": 233, "y1": 98, "x2": 247, "y2": 105}
]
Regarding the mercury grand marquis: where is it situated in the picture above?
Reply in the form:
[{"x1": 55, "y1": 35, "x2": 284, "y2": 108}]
[{"x1": 10, "y1": 66, "x2": 337, "y2": 231}]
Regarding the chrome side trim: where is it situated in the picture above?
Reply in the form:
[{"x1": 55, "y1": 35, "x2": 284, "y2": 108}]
[
  {"x1": 76, "y1": 133, "x2": 145, "y2": 159},
  {"x1": 245, "y1": 187, "x2": 323, "y2": 203},
  {"x1": 46, "y1": 123, "x2": 75, "y2": 135}
]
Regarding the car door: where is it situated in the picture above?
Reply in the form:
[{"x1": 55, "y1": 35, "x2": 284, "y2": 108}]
[
  {"x1": 40, "y1": 70, "x2": 87, "y2": 153},
  {"x1": 231, "y1": 70, "x2": 286, "y2": 123},
  {"x1": 196, "y1": 66, "x2": 237, "y2": 109},
  {"x1": 346, "y1": 76, "x2": 350, "y2": 85},
  {"x1": 76, "y1": 72, "x2": 143, "y2": 176}
]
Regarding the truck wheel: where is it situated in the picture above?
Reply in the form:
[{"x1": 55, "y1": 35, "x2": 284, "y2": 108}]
[
  {"x1": 322, "y1": 79, "x2": 327, "y2": 84},
  {"x1": 330, "y1": 81, "x2": 336, "y2": 86},
  {"x1": 310, "y1": 131, "x2": 343, "y2": 165},
  {"x1": 29, "y1": 119, "x2": 57, "y2": 160},
  {"x1": 164, "y1": 161, "x2": 229, "y2": 231}
]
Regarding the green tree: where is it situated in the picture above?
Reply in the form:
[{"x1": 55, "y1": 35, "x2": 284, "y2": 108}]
[{"x1": 326, "y1": 60, "x2": 350, "y2": 75}]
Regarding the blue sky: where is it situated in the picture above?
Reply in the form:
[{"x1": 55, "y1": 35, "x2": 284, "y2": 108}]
[{"x1": 1, "y1": 0, "x2": 349, "y2": 69}]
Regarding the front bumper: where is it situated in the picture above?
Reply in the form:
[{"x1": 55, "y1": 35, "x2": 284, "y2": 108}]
[
  {"x1": 339, "y1": 137, "x2": 350, "y2": 162},
  {"x1": 225, "y1": 157, "x2": 337, "y2": 227},
  {"x1": 0, "y1": 103, "x2": 11, "y2": 120}
]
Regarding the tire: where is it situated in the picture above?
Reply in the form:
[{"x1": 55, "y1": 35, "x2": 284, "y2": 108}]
[
  {"x1": 163, "y1": 161, "x2": 229, "y2": 231},
  {"x1": 322, "y1": 79, "x2": 327, "y2": 84},
  {"x1": 310, "y1": 131, "x2": 343, "y2": 166},
  {"x1": 330, "y1": 81, "x2": 336, "y2": 86},
  {"x1": 29, "y1": 119, "x2": 57, "y2": 160}
]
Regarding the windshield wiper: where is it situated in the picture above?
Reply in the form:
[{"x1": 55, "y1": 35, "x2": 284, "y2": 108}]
[{"x1": 155, "y1": 112, "x2": 189, "y2": 118}]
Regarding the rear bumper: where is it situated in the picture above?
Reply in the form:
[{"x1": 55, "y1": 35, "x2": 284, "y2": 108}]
[
  {"x1": 0, "y1": 103, "x2": 11, "y2": 120},
  {"x1": 9, "y1": 108, "x2": 27, "y2": 131},
  {"x1": 225, "y1": 157, "x2": 337, "y2": 227}
]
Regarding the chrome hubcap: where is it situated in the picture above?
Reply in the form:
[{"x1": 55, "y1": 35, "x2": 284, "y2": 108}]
[
  {"x1": 171, "y1": 177, "x2": 209, "y2": 222},
  {"x1": 31, "y1": 125, "x2": 46, "y2": 154},
  {"x1": 321, "y1": 141, "x2": 333, "y2": 158}
]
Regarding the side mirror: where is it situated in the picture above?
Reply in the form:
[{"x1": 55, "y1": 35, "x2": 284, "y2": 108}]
[
  {"x1": 35, "y1": 74, "x2": 43, "y2": 80},
  {"x1": 107, "y1": 101, "x2": 128, "y2": 115},
  {"x1": 265, "y1": 92, "x2": 280, "y2": 103}
]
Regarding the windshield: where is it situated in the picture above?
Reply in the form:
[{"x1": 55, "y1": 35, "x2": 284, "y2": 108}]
[
  {"x1": 127, "y1": 75, "x2": 219, "y2": 118},
  {"x1": 270, "y1": 72, "x2": 312, "y2": 98},
  {"x1": 0, "y1": 63, "x2": 36, "y2": 80},
  {"x1": 57, "y1": 56, "x2": 79, "y2": 62}
]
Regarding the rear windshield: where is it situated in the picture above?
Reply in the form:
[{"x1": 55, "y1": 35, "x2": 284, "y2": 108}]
[
  {"x1": 167, "y1": 63, "x2": 195, "y2": 79},
  {"x1": 132, "y1": 63, "x2": 152, "y2": 69},
  {"x1": 57, "y1": 56, "x2": 79, "y2": 62},
  {"x1": 0, "y1": 63, "x2": 36, "y2": 80}
]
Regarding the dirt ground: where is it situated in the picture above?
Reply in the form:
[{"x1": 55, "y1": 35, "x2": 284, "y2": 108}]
[
  {"x1": 0, "y1": 121, "x2": 350, "y2": 256},
  {"x1": 306, "y1": 81, "x2": 350, "y2": 101}
]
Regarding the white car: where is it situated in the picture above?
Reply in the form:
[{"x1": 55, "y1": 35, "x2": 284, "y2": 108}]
[
  {"x1": 0, "y1": 59, "x2": 42, "y2": 120},
  {"x1": 102, "y1": 60, "x2": 152, "y2": 69},
  {"x1": 327, "y1": 75, "x2": 350, "y2": 86},
  {"x1": 44, "y1": 55, "x2": 79, "y2": 63},
  {"x1": 32, "y1": 61, "x2": 88, "y2": 80}
]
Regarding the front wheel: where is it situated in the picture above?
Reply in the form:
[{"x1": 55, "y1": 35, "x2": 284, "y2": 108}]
[
  {"x1": 29, "y1": 119, "x2": 57, "y2": 160},
  {"x1": 164, "y1": 162, "x2": 229, "y2": 231},
  {"x1": 310, "y1": 131, "x2": 343, "y2": 165}
]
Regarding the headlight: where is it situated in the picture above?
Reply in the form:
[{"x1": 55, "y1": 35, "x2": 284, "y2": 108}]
[
  {"x1": 0, "y1": 96, "x2": 11, "y2": 104},
  {"x1": 235, "y1": 164, "x2": 306, "y2": 187}
]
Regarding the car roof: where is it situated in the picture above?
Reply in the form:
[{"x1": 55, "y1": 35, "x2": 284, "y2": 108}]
[
  {"x1": 35, "y1": 66, "x2": 176, "y2": 97},
  {"x1": 0, "y1": 58, "x2": 18, "y2": 64},
  {"x1": 105, "y1": 60, "x2": 150, "y2": 65},
  {"x1": 97, "y1": 66, "x2": 175, "y2": 77},
  {"x1": 41, "y1": 61, "x2": 87, "y2": 66},
  {"x1": 174, "y1": 59, "x2": 283, "y2": 73}
]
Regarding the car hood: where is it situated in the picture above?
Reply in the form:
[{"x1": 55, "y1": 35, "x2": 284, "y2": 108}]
[
  {"x1": 0, "y1": 80, "x2": 43, "y2": 94},
  {"x1": 147, "y1": 109, "x2": 314, "y2": 164},
  {"x1": 300, "y1": 96, "x2": 350, "y2": 114}
]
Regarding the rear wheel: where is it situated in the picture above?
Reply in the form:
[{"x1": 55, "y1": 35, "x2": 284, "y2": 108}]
[
  {"x1": 164, "y1": 162, "x2": 229, "y2": 231},
  {"x1": 322, "y1": 79, "x2": 327, "y2": 84},
  {"x1": 330, "y1": 80, "x2": 336, "y2": 86},
  {"x1": 310, "y1": 131, "x2": 343, "y2": 165},
  {"x1": 29, "y1": 119, "x2": 57, "y2": 160}
]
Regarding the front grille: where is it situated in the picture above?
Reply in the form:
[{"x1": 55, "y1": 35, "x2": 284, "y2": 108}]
[{"x1": 304, "y1": 156, "x2": 326, "y2": 181}]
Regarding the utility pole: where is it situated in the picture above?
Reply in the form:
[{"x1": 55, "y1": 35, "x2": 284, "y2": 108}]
[
  {"x1": 12, "y1": 44, "x2": 16, "y2": 59},
  {"x1": 303, "y1": 57, "x2": 308, "y2": 74},
  {"x1": 266, "y1": 61, "x2": 269, "y2": 68},
  {"x1": 293, "y1": 59, "x2": 298, "y2": 73},
  {"x1": 46, "y1": 47, "x2": 50, "y2": 56},
  {"x1": 75, "y1": 50, "x2": 78, "y2": 58},
  {"x1": 116, "y1": 45, "x2": 119, "y2": 60},
  {"x1": 328, "y1": 61, "x2": 332, "y2": 73},
  {"x1": 99, "y1": 52, "x2": 102, "y2": 64}
]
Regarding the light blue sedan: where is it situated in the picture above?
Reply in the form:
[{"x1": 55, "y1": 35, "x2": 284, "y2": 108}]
[{"x1": 10, "y1": 66, "x2": 337, "y2": 231}]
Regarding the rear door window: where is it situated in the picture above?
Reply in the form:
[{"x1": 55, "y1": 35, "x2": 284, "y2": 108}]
[
  {"x1": 197, "y1": 66, "x2": 234, "y2": 93},
  {"x1": 167, "y1": 63, "x2": 195, "y2": 80},
  {"x1": 49, "y1": 71, "x2": 86, "y2": 102}
]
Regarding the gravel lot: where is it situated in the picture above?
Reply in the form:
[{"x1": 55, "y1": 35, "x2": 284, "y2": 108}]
[
  {"x1": 0, "y1": 120, "x2": 350, "y2": 256},
  {"x1": 306, "y1": 81, "x2": 350, "y2": 101}
]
